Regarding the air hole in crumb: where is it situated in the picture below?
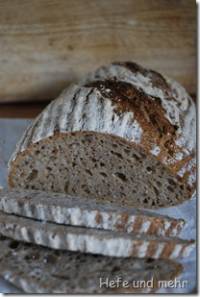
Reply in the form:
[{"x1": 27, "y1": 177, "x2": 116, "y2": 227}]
[
  {"x1": 114, "y1": 172, "x2": 127, "y2": 182},
  {"x1": 81, "y1": 185, "x2": 90, "y2": 194},
  {"x1": 84, "y1": 189, "x2": 90, "y2": 194},
  {"x1": 124, "y1": 149, "x2": 130, "y2": 154},
  {"x1": 119, "y1": 192, "x2": 126, "y2": 198},
  {"x1": 111, "y1": 151, "x2": 123, "y2": 159},
  {"x1": 100, "y1": 162, "x2": 105, "y2": 167},
  {"x1": 167, "y1": 186, "x2": 174, "y2": 192},
  {"x1": 52, "y1": 148, "x2": 58, "y2": 154},
  {"x1": 85, "y1": 169, "x2": 92, "y2": 176},
  {"x1": 153, "y1": 186, "x2": 159, "y2": 196},
  {"x1": 132, "y1": 153, "x2": 140, "y2": 161},
  {"x1": 186, "y1": 186, "x2": 191, "y2": 191},
  {"x1": 168, "y1": 179, "x2": 176, "y2": 186},
  {"x1": 64, "y1": 181, "x2": 69, "y2": 192},
  {"x1": 100, "y1": 172, "x2": 107, "y2": 178},
  {"x1": 9, "y1": 241, "x2": 19, "y2": 249},
  {"x1": 146, "y1": 167, "x2": 153, "y2": 173},
  {"x1": 27, "y1": 169, "x2": 38, "y2": 182}
]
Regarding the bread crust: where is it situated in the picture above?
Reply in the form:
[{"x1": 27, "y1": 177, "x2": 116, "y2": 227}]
[{"x1": 0, "y1": 189, "x2": 185, "y2": 237}]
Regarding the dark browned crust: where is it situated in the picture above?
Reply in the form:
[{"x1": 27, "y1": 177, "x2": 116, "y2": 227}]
[
  {"x1": 147, "y1": 241, "x2": 159, "y2": 258},
  {"x1": 161, "y1": 241, "x2": 177, "y2": 258},
  {"x1": 113, "y1": 61, "x2": 171, "y2": 94},
  {"x1": 165, "y1": 221, "x2": 179, "y2": 237},
  {"x1": 114, "y1": 212, "x2": 129, "y2": 232},
  {"x1": 147, "y1": 218, "x2": 165, "y2": 236},
  {"x1": 95, "y1": 211, "x2": 102, "y2": 225}
]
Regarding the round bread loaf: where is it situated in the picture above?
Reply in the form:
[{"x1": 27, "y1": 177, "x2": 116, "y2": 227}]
[{"x1": 8, "y1": 62, "x2": 196, "y2": 209}]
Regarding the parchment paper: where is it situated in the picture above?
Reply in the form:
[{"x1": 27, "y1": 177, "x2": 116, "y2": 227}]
[{"x1": 0, "y1": 119, "x2": 196, "y2": 293}]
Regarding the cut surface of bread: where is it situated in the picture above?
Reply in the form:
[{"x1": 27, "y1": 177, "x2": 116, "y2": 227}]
[
  {"x1": 0, "y1": 236, "x2": 182, "y2": 293},
  {"x1": 8, "y1": 131, "x2": 191, "y2": 209},
  {"x1": 0, "y1": 189, "x2": 185, "y2": 237},
  {"x1": 0, "y1": 212, "x2": 194, "y2": 259}
]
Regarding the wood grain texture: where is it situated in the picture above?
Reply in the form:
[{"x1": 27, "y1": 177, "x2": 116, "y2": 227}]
[
  {"x1": 0, "y1": 102, "x2": 48, "y2": 118},
  {"x1": 0, "y1": 0, "x2": 196, "y2": 102}
]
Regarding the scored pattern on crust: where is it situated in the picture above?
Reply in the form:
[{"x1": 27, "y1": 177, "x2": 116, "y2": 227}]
[
  {"x1": 9, "y1": 84, "x2": 143, "y2": 163},
  {"x1": 0, "y1": 212, "x2": 195, "y2": 260}
]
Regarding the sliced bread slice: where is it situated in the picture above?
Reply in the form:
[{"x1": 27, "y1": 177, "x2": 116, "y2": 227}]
[
  {"x1": 0, "y1": 235, "x2": 182, "y2": 293},
  {"x1": 0, "y1": 189, "x2": 185, "y2": 237},
  {"x1": 0, "y1": 212, "x2": 194, "y2": 259}
]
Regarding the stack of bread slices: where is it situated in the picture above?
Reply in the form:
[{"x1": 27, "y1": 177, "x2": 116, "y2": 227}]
[{"x1": 0, "y1": 61, "x2": 196, "y2": 293}]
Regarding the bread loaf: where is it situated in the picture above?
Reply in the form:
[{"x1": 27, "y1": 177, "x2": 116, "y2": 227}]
[
  {"x1": 8, "y1": 62, "x2": 196, "y2": 208},
  {"x1": 0, "y1": 236, "x2": 182, "y2": 293},
  {"x1": 0, "y1": 212, "x2": 195, "y2": 259},
  {"x1": 0, "y1": 189, "x2": 185, "y2": 237}
]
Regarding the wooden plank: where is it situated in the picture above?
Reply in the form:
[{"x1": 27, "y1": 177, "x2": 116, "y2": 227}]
[
  {"x1": 0, "y1": 102, "x2": 48, "y2": 118},
  {"x1": 0, "y1": 0, "x2": 196, "y2": 103}
]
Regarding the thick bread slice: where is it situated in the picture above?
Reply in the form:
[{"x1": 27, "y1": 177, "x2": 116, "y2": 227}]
[
  {"x1": 0, "y1": 212, "x2": 194, "y2": 259},
  {"x1": 84, "y1": 61, "x2": 196, "y2": 191},
  {"x1": 0, "y1": 189, "x2": 185, "y2": 237},
  {"x1": 8, "y1": 74, "x2": 195, "y2": 208},
  {"x1": 0, "y1": 236, "x2": 182, "y2": 293}
]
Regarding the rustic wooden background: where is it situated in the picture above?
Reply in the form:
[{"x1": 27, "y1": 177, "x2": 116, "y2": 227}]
[{"x1": 0, "y1": 0, "x2": 196, "y2": 108}]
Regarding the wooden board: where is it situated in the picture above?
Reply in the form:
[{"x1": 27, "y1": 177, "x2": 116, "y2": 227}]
[{"x1": 0, "y1": 0, "x2": 196, "y2": 103}]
